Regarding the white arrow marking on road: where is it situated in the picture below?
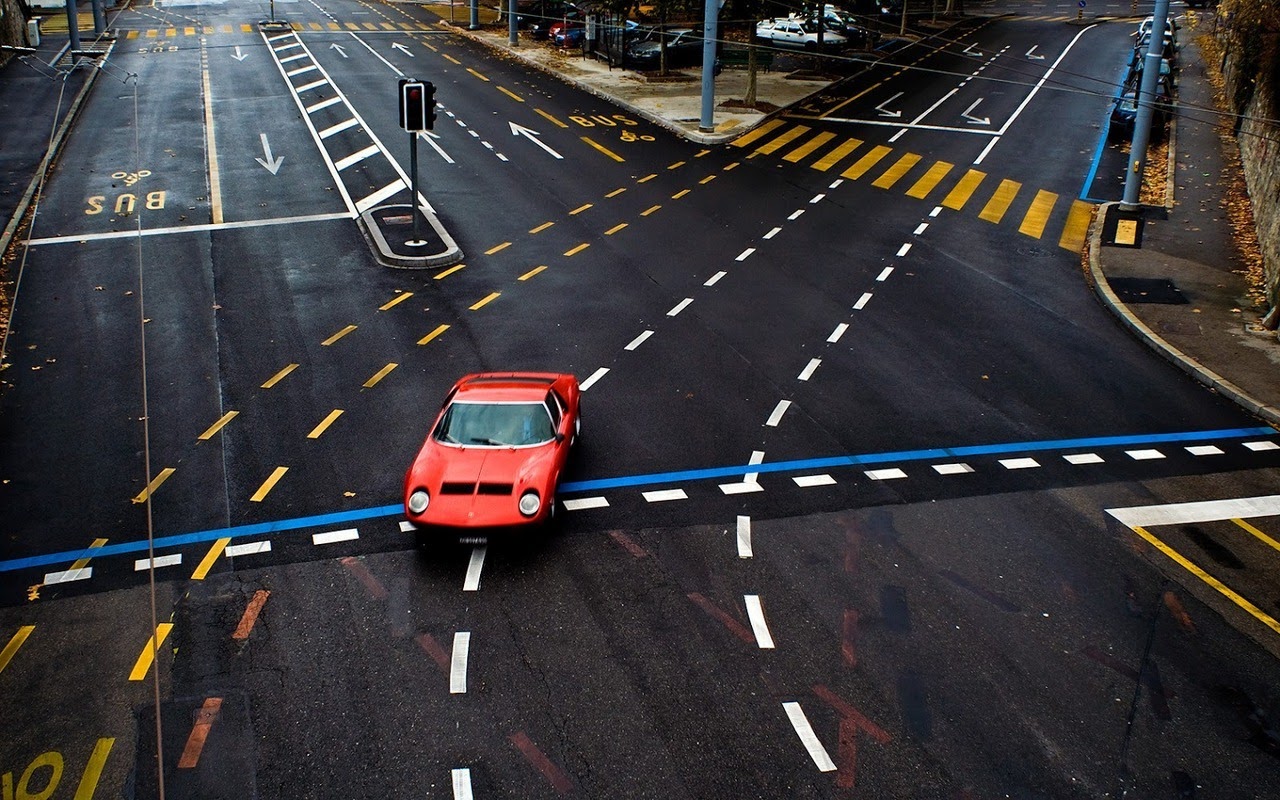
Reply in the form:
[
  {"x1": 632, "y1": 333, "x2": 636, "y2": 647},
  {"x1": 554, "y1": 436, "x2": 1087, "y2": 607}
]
[
  {"x1": 232, "y1": 46, "x2": 248, "y2": 62},
  {"x1": 962, "y1": 43, "x2": 981, "y2": 57},
  {"x1": 254, "y1": 133, "x2": 284, "y2": 174},
  {"x1": 1025, "y1": 45, "x2": 1045, "y2": 60},
  {"x1": 392, "y1": 42, "x2": 415, "y2": 57},
  {"x1": 419, "y1": 130, "x2": 455, "y2": 164},
  {"x1": 509, "y1": 122, "x2": 564, "y2": 159},
  {"x1": 331, "y1": 42, "x2": 348, "y2": 58},
  {"x1": 875, "y1": 91, "x2": 903, "y2": 118},
  {"x1": 961, "y1": 98, "x2": 990, "y2": 125}
]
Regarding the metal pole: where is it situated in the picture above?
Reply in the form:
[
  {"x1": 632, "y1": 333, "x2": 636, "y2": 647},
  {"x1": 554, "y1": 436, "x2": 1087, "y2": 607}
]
[
  {"x1": 409, "y1": 132, "x2": 423, "y2": 245},
  {"x1": 508, "y1": 0, "x2": 518, "y2": 46},
  {"x1": 92, "y1": 0, "x2": 106, "y2": 36},
  {"x1": 1120, "y1": 0, "x2": 1170, "y2": 210},
  {"x1": 66, "y1": 0, "x2": 81, "y2": 52},
  {"x1": 469, "y1": 0, "x2": 479, "y2": 31},
  {"x1": 698, "y1": 0, "x2": 719, "y2": 132}
]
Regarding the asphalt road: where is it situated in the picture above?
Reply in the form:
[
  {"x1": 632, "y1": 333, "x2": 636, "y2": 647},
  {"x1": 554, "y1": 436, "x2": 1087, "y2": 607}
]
[{"x1": 2, "y1": 2, "x2": 1278, "y2": 798}]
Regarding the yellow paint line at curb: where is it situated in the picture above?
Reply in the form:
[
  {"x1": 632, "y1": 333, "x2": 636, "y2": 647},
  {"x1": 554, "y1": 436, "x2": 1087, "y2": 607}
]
[
  {"x1": 250, "y1": 467, "x2": 289, "y2": 502},
  {"x1": 470, "y1": 292, "x2": 501, "y2": 311},
  {"x1": 198, "y1": 411, "x2": 239, "y2": 441},
  {"x1": 1132, "y1": 526, "x2": 1280, "y2": 636},
  {"x1": 262, "y1": 363, "x2": 299, "y2": 389},
  {"x1": 321, "y1": 325, "x2": 357, "y2": 346},
  {"x1": 379, "y1": 291, "x2": 413, "y2": 311},
  {"x1": 520, "y1": 266, "x2": 547, "y2": 281},
  {"x1": 129, "y1": 622, "x2": 175, "y2": 681},
  {"x1": 364, "y1": 363, "x2": 398, "y2": 388},
  {"x1": 308, "y1": 410, "x2": 344, "y2": 439},
  {"x1": 418, "y1": 324, "x2": 450, "y2": 345},
  {"x1": 133, "y1": 468, "x2": 176, "y2": 504},
  {"x1": 0, "y1": 626, "x2": 36, "y2": 674},
  {"x1": 191, "y1": 538, "x2": 230, "y2": 581}
]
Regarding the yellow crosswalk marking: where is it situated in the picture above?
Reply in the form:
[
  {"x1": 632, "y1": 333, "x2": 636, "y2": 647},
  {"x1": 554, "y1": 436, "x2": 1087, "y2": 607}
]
[
  {"x1": 978, "y1": 179, "x2": 1021, "y2": 224},
  {"x1": 1058, "y1": 199, "x2": 1094, "y2": 251},
  {"x1": 942, "y1": 169, "x2": 986, "y2": 210},
  {"x1": 810, "y1": 138, "x2": 862, "y2": 172},
  {"x1": 1018, "y1": 189, "x2": 1058, "y2": 239},
  {"x1": 905, "y1": 161, "x2": 954, "y2": 200},
  {"x1": 783, "y1": 131, "x2": 836, "y2": 163},
  {"x1": 329, "y1": 22, "x2": 342, "y2": 30},
  {"x1": 126, "y1": 30, "x2": 139, "y2": 39},
  {"x1": 220, "y1": 25, "x2": 232, "y2": 33},
  {"x1": 872, "y1": 152, "x2": 921, "y2": 190},
  {"x1": 731, "y1": 119, "x2": 785, "y2": 148},
  {"x1": 381, "y1": 22, "x2": 397, "y2": 30},
  {"x1": 756, "y1": 125, "x2": 811, "y2": 155},
  {"x1": 841, "y1": 145, "x2": 892, "y2": 180},
  {"x1": 241, "y1": 24, "x2": 253, "y2": 32}
]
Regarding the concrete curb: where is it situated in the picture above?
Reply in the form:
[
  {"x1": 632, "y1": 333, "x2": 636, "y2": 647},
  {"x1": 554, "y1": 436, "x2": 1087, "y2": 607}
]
[
  {"x1": 1086, "y1": 201, "x2": 1280, "y2": 428},
  {"x1": 358, "y1": 203, "x2": 464, "y2": 269}
]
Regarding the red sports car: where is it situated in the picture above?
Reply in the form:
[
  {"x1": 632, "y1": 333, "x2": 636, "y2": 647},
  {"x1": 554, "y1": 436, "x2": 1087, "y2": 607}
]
[{"x1": 403, "y1": 372, "x2": 581, "y2": 531}]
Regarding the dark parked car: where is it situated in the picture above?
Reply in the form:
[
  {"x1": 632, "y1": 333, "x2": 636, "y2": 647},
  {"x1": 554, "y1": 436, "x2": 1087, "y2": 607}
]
[
  {"x1": 822, "y1": 9, "x2": 880, "y2": 48},
  {"x1": 517, "y1": 0, "x2": 577, "y2": 41},
  {"x1": 624, "y1": 28, "x2": 712, "y2": 71}
]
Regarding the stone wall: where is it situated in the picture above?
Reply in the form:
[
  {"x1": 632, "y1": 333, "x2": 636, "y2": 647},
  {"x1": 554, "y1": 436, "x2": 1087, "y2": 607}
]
[
  {"x1": 0, "y1": 0, "x2": 31, "y2": 66},
  {"x1": 1233, "y1": 71, "x2": 1280, "y2": 318}
]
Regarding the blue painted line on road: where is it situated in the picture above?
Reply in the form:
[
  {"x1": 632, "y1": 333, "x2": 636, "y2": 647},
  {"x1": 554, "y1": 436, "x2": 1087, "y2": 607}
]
[
  {"x1": 1081, "y1": 61, "x2": 1133, "y2": 203},
  {"x1": 3, "y1": 427, "x2": 1273, "y2": 574}
]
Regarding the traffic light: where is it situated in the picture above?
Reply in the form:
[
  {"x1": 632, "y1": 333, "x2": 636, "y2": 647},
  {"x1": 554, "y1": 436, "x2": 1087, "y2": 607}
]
[{"x1": 399, "y1": 79, "x2": 436, "y2": 132}]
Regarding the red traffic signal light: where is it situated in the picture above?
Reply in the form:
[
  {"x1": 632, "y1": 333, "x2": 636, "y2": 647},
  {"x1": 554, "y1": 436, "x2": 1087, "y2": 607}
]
[{"x1": 399, "y1": 79, "x2": 436, "y2": 132}]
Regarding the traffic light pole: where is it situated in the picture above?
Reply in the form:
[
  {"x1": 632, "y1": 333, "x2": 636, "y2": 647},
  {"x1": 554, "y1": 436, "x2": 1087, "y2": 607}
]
[{"x1": 408, "y1": 131, "x2": 424, "y2": 246}]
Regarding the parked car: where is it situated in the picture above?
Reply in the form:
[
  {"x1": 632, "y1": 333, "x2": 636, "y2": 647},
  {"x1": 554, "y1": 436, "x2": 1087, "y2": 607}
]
[
  {"x1": 755, "y1": 17, "x2": 847, "y2": 51},
  {"x1": 403, "y1": 372, "x2": 581, "y2": 535},
  {"x1": 1109, "y1": 71, "x2": 1172, "y2": 142},
  {"x1": 624, "y1": 27, "x2": 711, "y2": 71},
  {"x1": 821, "y1": 8, "x2": 880, "y2": 48},
  {"x1": 516, "y1": 0, "x2": 576, "y2": 40},
  {"x1": 550, "y1": 14, "x2": 585, "y2": 47}
]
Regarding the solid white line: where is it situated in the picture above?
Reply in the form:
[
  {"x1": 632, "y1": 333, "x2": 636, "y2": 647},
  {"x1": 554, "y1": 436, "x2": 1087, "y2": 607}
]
[
  {"x1": 134, "y1": 554, "x2": 182, "y2": 571},
  {"x1": 1126, "y1": 449, "x2": 1166, "y2": 461},
  {"x1": 931, "y1": 463, "x2": 973, "y2": 475},
  {"x1": 44, "y1": 567, "x2": 92, "y2": 584},
  {"x1": 705, "y1": 271, "x2": 726, "y2": 286},
  {"x1": 876, "y1": 267, "x2": 894, "y2": 282},
  {"x1": 828, "y1": 323, "x2": 848, "y2": 343},
  {"x1": 737, "y1": 515, "x2": 753, "y2": 558},
  {"x1": 865, "y1": 468, "x2": 907, "y2": 480},
  {"x1": 810, "y1": 193, "x2": 826, "y2": 204},
  {"x1": 736, "y1": 248, "x2": 756, "y2": 261},
  {"x1": 452, "y1": 768, "x2": 473, "y2": 800},
  {"x1": 896, "y1": 243, "x2": 911, "y2": 257},
  {"x1": 798, "y1": 358, "x2": 821, "y2": 381},
  {"x1": 643, "y1": 489, "x2": 688, "y2": 503},
  {"x1": 720, "y1": 481, "x2": 764, "y2": 495},
  {"x1": 788, "y1": 209, "x2": 805, "y2": 220},
  {"x1": 319, "y1": 118, "x2": 359, "y2": 139},
  {"x1": 745, "y1": 449, "x2": 765, "y2": 484},
  {"x1": 765, "y1": 400, "x2": 791, "y2": 427},
  {"x1": 625, "y1": 330, "x2": 654, "y2": 351},
  {"x1": 450, "y1": 632, "x2": 470, "y2": 694},
  {"x1": 668, "y1": 298, "x2": 694, "y2": 316},
  {"x1": 580, "y1": 367, "x2": 609, "y2": 391},
  {"x1": 356, "y1": 179, "x2": 408, "y2": 213},
  {"x1": 562, "y1": 496, "x2": 609, "y2": 511},
  {"x1": 1186, "y1": 445, "x2": 1224, "y2": 456},
  {"x1": 335, "y1": 143, "x2": 380, "y2": 171},
  {"x1": 763, "y1": 227, "x2": 782, "y2": 239},
  {"x1": 999, "y1": 457, "x2": 1040, "y2": 470},
  {"x1": 854, "y1": 293, "x2": 873, "y2": 310},
  {"x1": 794, "y1": 474, "x2": 836, "y2": 487},
  {"x1": 294, "y1": 78, "x2": 328, "y2": 93},
  {"x1": 463, "y1": 546, "x2": 486, "y2": 592},
  {"x1": 1064, "y1": 453, "x2": 1104, "y2": 464},
  {"x1": 745, "y1": 595, "x2": 775, "y2": 649},
  {"x1": 306, "y1": 96, "x2": 343, "y2": 114},
  {"x1": 313, "y1": 528, "x2": 359, "y2": 545},
  {"x1": 27, "y1": 212, "x2": 353, "y2": 246},
  {"x1": 783, "y1": 702, "x2": 837, "y2": 772},
  {"x1": 1107, "y1": 495, "x2": 1280, "y2": 528},
  {"x1": 1245, "y1": 440, "x2": 1280, "y2": 451},
  {"x1": 226, "y1": 541, "x2": 273, "y2": 557}
]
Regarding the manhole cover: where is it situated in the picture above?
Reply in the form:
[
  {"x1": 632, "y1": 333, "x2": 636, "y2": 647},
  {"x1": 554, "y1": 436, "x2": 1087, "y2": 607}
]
[{"x1": 1109, "y1": 277, "x2": 1189, "y2": 304}]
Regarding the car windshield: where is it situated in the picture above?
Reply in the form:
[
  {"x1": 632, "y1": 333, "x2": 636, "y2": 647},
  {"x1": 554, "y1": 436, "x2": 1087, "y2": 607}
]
[{"x1": 434, "y1": 401, "x2": 555, "y2": 447}]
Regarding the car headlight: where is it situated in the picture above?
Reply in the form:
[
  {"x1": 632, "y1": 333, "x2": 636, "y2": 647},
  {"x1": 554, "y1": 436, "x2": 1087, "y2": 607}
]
[
  {"x1": 408, "y1": 490, "x2": 430, "y2": 514},
  {"x1": 518, "y1": 491, "x2": 541, "y2": 517}
]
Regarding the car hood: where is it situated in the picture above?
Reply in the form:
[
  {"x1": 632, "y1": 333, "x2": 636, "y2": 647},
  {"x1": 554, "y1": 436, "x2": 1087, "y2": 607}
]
[{"x1": 412, "y1": 442, "x2": 552, "y2": 489}]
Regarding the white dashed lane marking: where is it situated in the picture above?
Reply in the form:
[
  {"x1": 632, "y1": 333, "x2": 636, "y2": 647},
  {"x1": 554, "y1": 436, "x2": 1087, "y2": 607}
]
[
  {"x1": 562, "y1": 496, "x2": 609, "y2": 511},
  {"x1": 794, "y1": 474, "x2": 837, "y2": 487},
  {"x1": 643, "y1": 489, "x2": 688, "y2": 503},
  {"x1": 580, "y1": 367, "x2": 609, "y2": 391},
  {"x1": 999, "y1": 457, "x2": 1040, "y2": 470},
  {"x1": 765, "y1": 400, "x2": 792, "y2": 427},
  {"x1": 1064, "y1": 453, "x2": 1104, "y2": 464},
  {"x1": 313, "y1": 528, "x2": 359, "y2": 545},
  {"x1": 745, "y1": 595, "x2": 775, "y2": 649}
]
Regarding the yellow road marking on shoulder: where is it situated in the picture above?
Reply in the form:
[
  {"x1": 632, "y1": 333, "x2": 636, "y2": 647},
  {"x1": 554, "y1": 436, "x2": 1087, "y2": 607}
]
[
  {"x1": 1132, "y1": 526, "x2": 1280, "y2": 636},
  {"x1": 0, "y1": 626, "x2": 36, "y2": 674},
  {"x1": 201, "y1": 44, "x2": 224, "y2": 225},
  {"x1": 755, "y1": 125, "x2": 810, "y2": 155},
  {"x1": 497, "y1": 86, "x2": 524, "y2": 102},
  {"x1": 322, "y1": 325, "x2": 357, "y2": 346},
  {"x1": 467, "y1": 67, "x2": 489, "y2": 82},
  {"x1": 198, "y1": 411, "x2": 239, "y2": 441},
  {"x1": 364, "y1": 363, "x2": 398, "y2": 388},
  {"x1": 530, "y1": 222, "x2": 554, "y2": 234},
  {"x1": 783, "y1": 131, "x2": 835, "y2": 163},
  {"x1": 1232, "y1": 518, "x2": 1280, "y2": 554},
  {"x1": 564, "y1": 243, "x2": 590, "y2": 257},
  {"x1": 978, "y1": 178, "x2": 1021, "y2": 224},
  {"x1": 250, "y1": 467, "x2": 289, "y2": 502},
  {"x1": 129, "y1": 623, "x2": 175, "y2": 680},
  {"x1": 470, "y1": 292, "x2": 501, "y2": 310},
  {"x1": 641, "y1": 205, "x2": 661, "y2": 216},
  {"x1": 841, "y1": 145, "x2": 892, "y2": 180},
  {"x1": 435, "y1": 263, "x2": 466, "y2": 279},
  {"x1": 811, "y1": 138, "x2": 862, "y2": 172},
  {"x1": 133, "y1": 468, "x2": 176, "y2": 504},
  {"x1": 379, "y1": 291, "x2": 413, "y2": 311},
  {"x1": 570, "y1": 203, "x2": 592, "y2": 215},
  {"x1": 262, "y1": 363, "x2": 299, "y2": 388},
  {"x1": 535, "y1": 108, "x2": 568, "y2": 127},
  {"x1": 308, "y1": 409, "x2": 344, "y2": 438},
  {"x1": 418, "y1": 324, "x2": 450, "y2": 345},
  {"x1": 942, "y1": 168, "x2": 986, "y2": 211},
  {"x1": 1018, "y1": 189, "x2": 1057, "y2": 238},
  {"x1": 605, "y1": 223, "x2": 628, "y2": 235},
  {"x1": 582, "y1": 137, "x2": 625, "y2": 162},
  {"x1": 730, "y1": 118, "x2": 785, "y2": 148},
  {"x1": 906, "y1": 161, "x2": 954, "y2": 200},
  {"x1": 485, "y1": 242, "x2": 512, "y2": 255},
  {"x1": 872, "y1": 152, "x2": 921, "y2": 190},
  {"x1": 442, "y1": 53, "x2": 461, "y2": 64},
  {"x1": 191, "y1": 538, "x2": 230, "y2": 580},
  {"x1": 1057, "y1": 199, "x2": 1093, "y2": 251},
  {"x1": 520, "y1": 265, "x2": 547, "y2": 281}
]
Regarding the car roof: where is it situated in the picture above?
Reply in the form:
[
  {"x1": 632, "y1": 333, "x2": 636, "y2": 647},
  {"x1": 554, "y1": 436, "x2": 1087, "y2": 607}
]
[{"x1": 453, "y1": 372, "x2": 566, "y2": 402}]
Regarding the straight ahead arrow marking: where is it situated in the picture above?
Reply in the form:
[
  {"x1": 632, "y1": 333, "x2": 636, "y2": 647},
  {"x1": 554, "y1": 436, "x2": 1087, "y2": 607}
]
[
  {"x1": 392, "y1": 42, "x2": 414, "y2": 57},
  {"x1": 509, "y1": 122, "x2": 564, "y2": 159},
  {"x1": 232, "y1": 46, "x2": 248, "y2": 62},
  {"x1": 255, "y1": 133, "x2": 284, "y2": 175}
]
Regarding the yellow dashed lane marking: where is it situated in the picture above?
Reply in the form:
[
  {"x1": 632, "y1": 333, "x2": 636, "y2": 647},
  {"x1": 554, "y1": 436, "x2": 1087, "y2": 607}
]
[
  {"x1": 979, "y1": 178, "x2": 1021, "y2": 224},
  {"x1": 582, "y1": 137, "x2": 624, "y2": 162},
  {"x1": 262, "y1": 363, "x2": 299, "y2": 389},
  {"x1": 470, "y1": 292, "x2": 501, "y2": 311},
  {"x1": 467, "y1": 67, "x2": 489, "y2": 82},
  {"x1": 418, "y1": 324, "x2": 450, "y2": 345},
  {"x1": 250, "y1": 467, "x2": 289, "y2": 502},
  {"x1": 642, "y1": 205, "x2": 661, "y2": 216},
  {"x1": 364, "y1": 363, "x2": 398, "y2": 388},
  {"x1": 667, "y1": 160, "x2": 686, "y2": 170},
  {"x1": 606, "y1": 187, "x2": 626, "y2": 198},
  {"x1": 485, "y1": 242, "x2": 512, "y2": 255},
  {"x1": 530, "y1": 222, "x2": 554, "y2": 234},
  {"x1": 0, "y1": 626, "x2": 36, "y2": 674},
  {"x1": 379, "y1": 291, "x2": 413, "y2": 311},
  {"x1": 605, "y1": 223, "x2": 628, "y2": 235},
  {"x1": 191, "y1": 538, "x2": 230, "y2": 581},
  {"x1": 672, "y1": 189, "x2": 690, "y2": 199},
  {"x1": 322, "y1": 325, "x2": 357, "y2": 346},
  {"x1": 1018, "y1": 189, "x2": 1058, "y2": 239},
  {"x1": 133, "y1": 468, "x2": 176, "y2": 504},
  {"x1": 1232, "y1": 518, "x2": 1280, "y2": 554},
  {"x1": 198, "y1": 411, "x2": 239, "y2": 441},
  {"x1": 435, "y1": 264, "x2": 466, "y2": 280},
  {"x1": 520, "y1": 266, "x2": 547, "y2": 281},
  {"x1": 535, "y1": 108, "x2": 568, "y2": 128},
  {"x1": 308, "y1": 410, "x2": 344, "y2": 439},
  {"x1": 564, "y1": 243, "x2": 590, "y2": 257},
  {"x1": 570, "y1": 204, "x2": 592, "y2": 216},
  {"x1": 498, "y1": 86, "x2": 524, "y2": 102},
  {"x1": 129, "y1": 623, "x2": 175, "y2": 681}
]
